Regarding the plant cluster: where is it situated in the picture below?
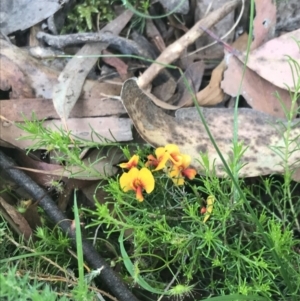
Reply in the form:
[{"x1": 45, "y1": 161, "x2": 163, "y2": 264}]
[
  {"x1": 119, "y1": 144, "x2": 197, "y2": 201},
  {"x1": 87, "y1": 144, "x2": 300, "y2": 300}
]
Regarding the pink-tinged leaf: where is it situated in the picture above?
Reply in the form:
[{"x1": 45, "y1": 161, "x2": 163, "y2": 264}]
[
  {"x1": 102, "y1": 50, "x2": 128, "y2": 78},
  {"x1": 222, "y1": 53, "x2": 294, "y2": 118},
  {"x1": 238, "y1": 29, "x2": 300, "y2": 91},
  {"x1": 251, "y1": 0, "x2": 276, "y2": 49}
]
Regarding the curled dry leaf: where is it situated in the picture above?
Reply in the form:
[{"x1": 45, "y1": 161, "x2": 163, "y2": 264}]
[
  {"x1": 121, "y1": 78, "x2": 300, "y2": 178},
  {"x1": 196, "y1": 60, "x2": 226, "y2": 106}
]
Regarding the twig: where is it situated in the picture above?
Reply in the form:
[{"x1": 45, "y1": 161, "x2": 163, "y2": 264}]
[
  {"x1": 37, "y1": 31, "x2": 152, "y2": 59},
  {"x1": 0, "y1": 150, "x2": 140, "y2": 301},
  {"x1": 137, "y1": 0, "x2": 241, "y2": 89}
]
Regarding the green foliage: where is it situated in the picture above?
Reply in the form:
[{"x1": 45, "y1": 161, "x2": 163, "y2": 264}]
[
  {"x1": 16, "y1": 113, "x2": 120, "y2": 179},
  {"x1": 63, "y1": 0, "x2": 152, "y2": 33},
  {"x1": 1, "y1": 1, "x2": 300, "y2": 300},
  {"x1": 86, "y1": 146, "x2": 300, "y2": 300},
  {"x1": 0, "y1": 216, "x2": 100, "y2": 300},
  {"x1": 65, "y1": 0, "x2": 114, "y2": 32},
  {"x1": 0, "y1": 266, "x2": 69, "y2": 301}
]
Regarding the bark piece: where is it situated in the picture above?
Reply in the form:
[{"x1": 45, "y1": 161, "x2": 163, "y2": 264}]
[{"x1": 0, "y1": 96, "x2": 126, "y2": 122}]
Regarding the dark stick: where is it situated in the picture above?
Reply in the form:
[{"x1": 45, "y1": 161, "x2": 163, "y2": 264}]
[
  {"x1": 0, "y1": 150, "x2": 140, "y2": 301},
  {"x1": 37, "y1": 31, "x2": 152, "y2": 58}
]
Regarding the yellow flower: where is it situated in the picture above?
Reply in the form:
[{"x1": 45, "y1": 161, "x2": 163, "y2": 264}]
[
  {"x1": 120, "y1": 167, "x2": 155, "y2": 202},
  {"x1": 119, "y1": 155, "x2": 139, "y2": 169},
  {"x1": 164, "y1": 144, "x2": 183, "y2": 165},
  {"x1": 146, "y1": 144, "x2": 183, "y2": 171},
  {"x1": 146, "y1": 147, "x2": 170, "y2": 171},
  {"x1": 169, "y1": 154, "x2": 197, "y2": 186}
]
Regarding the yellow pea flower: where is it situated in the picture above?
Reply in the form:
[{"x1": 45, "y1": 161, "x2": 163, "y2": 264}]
[
  {"x1": 168, "y1": 154, "x2": 197, "y2": 186},
  {"x1": 146, "y1": 144, "x2": 183, "y2": 171},
  {"x1": 120, "y1": 167, "x2": 155, "y2": 202},
  {"x1": 119, "y1": 155, "x2": 139, "y2": 169},
  {"x1": 164, "y1": 144, "x2": 183, "y2": 165},
  {"x1": 146, "y1": 147, "x2": 170, "y2": 171}
]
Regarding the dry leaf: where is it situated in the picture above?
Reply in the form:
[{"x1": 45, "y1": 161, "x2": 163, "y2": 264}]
[
  {"x1": 102, "y1": 50, "x2": 129, "y2": 79},
  {"x1": 221, "y1": 1, "x2": 292, "y2": 117},
  {"x1": 0, "y1": 94, "x2": 125, "y2": 122},
  {"x1": 197, "y1": 32, "x2": 249, "y2": 106},
  {"x1": 238, "y1": 29, "x2": 300, "y2": 91},
  {"x1": 151, "y1": 75, "x2": 177, "y2": 102},
  {"x1": 196, "y1": 61, "x2": 226, "y2": 106},
  {"x1": 52, "y1": 10, "x2": 133, "y2": 122},
  {"x1": 221, "y1": 54, "x2": 294, "y2": 117},
  {"x1": 0, "y1": 196, "x2": 32, "y2": 240},
  {"x1": 251, "y1": 0, "x2": 276, "y2": 49},
  {"x1": 0, "y1": 0, "x2": 62, "y2": 35},
  {"x1": 172, "y1": 61, "x2": 205, "y2": 107},
  {"x1": 52, "y1": 42, "x2": 109, "y2": 122}
]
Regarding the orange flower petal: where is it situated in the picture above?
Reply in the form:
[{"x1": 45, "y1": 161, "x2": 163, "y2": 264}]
[
  {"x1": 145, "y1": 154, "x2": 158, "y2": 168},
  {"x1": 135, "y1": 186, "x2": 144, "y2": 202},
  {"x1": 119, "y1": 155, "x2": 139, "y2": 169},
  {"x1": 182, "y1": 168, "x2": 197, "y2": 180}
]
